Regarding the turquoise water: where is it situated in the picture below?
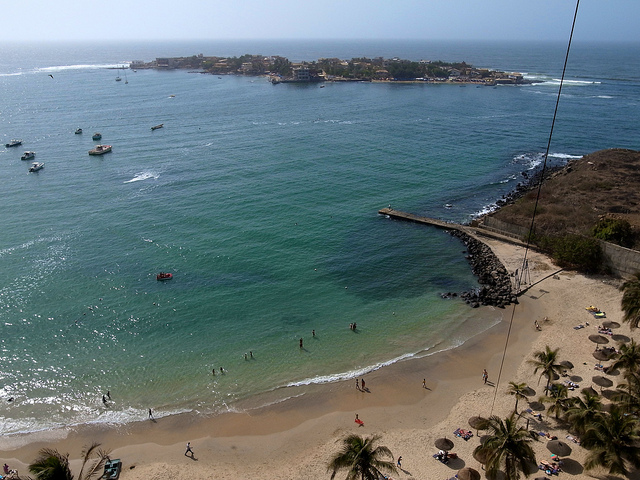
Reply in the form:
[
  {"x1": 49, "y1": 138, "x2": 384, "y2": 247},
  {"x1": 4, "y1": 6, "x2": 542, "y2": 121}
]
[{"x1": 1, "y1": 40, "x2": 639, "y2": 435}]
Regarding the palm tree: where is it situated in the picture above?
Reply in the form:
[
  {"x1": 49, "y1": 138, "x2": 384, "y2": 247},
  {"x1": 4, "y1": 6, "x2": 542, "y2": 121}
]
[
  {"x1": 620, "y1": 272, "x2": 640, "y2": 328},
  {"x1": 610, "y1": 338, "x2": 640, "y2": 375},
  {"x1": 29, "y1": 442, "x2": 110, "y2": 480},
  {"x1": 29, "y1": 449, "x2": 73, "y2": 480},
  {"x1": 565, "y1": 389, "x2": 603, "y2": 436},
  {"x1": 327, "y1": 434, "x2": 397, "y2": 480},
  {"x1": 527, "y1": 346, "x2": 564, "y2": 392},
  {"x1": 473, "y1": 413, "x2": 538, "y2": 480},
  {"x1": 582, "y1": 404, "x2": 640, "y2": 476},
  {"x1": 538, "y1": 383, "x2": 571, "y2": 420},
  {"x1": 506, "y1": 381, "x2": 528, "y2": 413},
  {"x1": 612, "y1": 370, "x2": 640, "y2": 414}
]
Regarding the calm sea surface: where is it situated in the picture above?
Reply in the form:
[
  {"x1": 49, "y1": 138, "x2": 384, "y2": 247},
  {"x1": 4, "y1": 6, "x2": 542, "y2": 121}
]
[{"x1": 1, "y1": 40, "x2": 638, "y2": 436}]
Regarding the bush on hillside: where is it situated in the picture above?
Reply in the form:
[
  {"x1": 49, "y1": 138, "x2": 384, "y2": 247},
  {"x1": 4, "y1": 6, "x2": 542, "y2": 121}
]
[
  {"x1": 536, "y1": 234, "x2": 603, "y2": 274},
  {"x1": 592, "y1": 217, "x2": 634, "y2": 248}
]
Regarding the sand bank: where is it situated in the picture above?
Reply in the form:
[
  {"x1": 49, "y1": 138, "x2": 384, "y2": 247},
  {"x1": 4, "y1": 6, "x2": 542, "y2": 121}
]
[{"x1": 2, "y1": 239, "x2": 630, "y2": 480}]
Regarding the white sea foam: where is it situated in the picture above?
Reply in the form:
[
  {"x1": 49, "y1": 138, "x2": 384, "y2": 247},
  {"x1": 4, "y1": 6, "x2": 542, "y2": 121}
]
[
  {"x1": 37, "y1": 64, "x2": 125, "y2": 73},
  {"x1": 124, "y1": 171, "x2": 159, "y2": 183}
]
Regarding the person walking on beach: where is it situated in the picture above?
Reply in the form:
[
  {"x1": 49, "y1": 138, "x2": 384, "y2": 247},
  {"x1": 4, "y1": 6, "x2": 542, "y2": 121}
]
[
  {"x1": 423, "y1": 378, "x2": 427, "y2": 389},
  {"x1": 185, "y1": 442, "x2": 194, "y2": 457},
  {"x1": 482, "y1": 369, "x2": 488, "y2": 384},
  {"x1": 397, "y1": 456, "x2": 402, "y2": 468},
  {"x1": 356, "y1": 378, "x2": 360, "y2": 390},
  {"x1": 361, "y1": 379, "x2": 365, "y2": 390}
]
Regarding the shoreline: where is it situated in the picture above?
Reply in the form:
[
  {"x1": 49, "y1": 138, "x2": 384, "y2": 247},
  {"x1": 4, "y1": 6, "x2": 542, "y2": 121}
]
[{"x1": 4, "y1": 237, "x2": 629, "y2": 479}]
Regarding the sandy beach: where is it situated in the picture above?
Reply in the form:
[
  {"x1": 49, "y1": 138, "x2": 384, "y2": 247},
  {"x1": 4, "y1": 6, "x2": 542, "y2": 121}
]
[{"x1": 2, "y1": 237, "x2": 632, "y2": 480}]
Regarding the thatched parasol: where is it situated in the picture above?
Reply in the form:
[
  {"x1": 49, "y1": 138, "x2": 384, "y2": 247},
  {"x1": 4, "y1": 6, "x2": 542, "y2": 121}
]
[
  {"x1": 547, "y1": 439, "x2": 572, "y2": 457},
  {"x1": 457, "y1": 467, "x2": 481, "y2": 480},
  {"x1": 612, "y1": 334, "x2": 630, "y2": 343},
  {"x1": 602, "y1": 320, "x2": 620, "y2": 329},
  {"x1": 473, "y1": 448, "x2": 490, "y2": 465},
  {"x1": 592, "y1": 376, "x2": 614, "y2": 393},
  {"x1": 593, "y1": 350, "x2": 612, "y2": 361},
  {"x1": 468, "y1": 416, "x2": 488, "y2": 433},
  {"x1": 435, "y1": 437, "x2": 454, "y2": 451},
  {"x1": 559, "y1": 360, "x2": 574, "y2": 369},
  {"x1": 582, "y1": 386, "x2": 598, "y2": 397},
  {"x1": 589, "y1": 334, "x2": 609, "y2": 349}
]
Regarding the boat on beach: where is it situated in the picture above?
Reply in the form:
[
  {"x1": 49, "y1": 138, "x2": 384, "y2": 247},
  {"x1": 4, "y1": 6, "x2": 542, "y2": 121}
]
[
  {"x1": 89, "y1": 145, "x2": 112, "y2": 155},
  {"x1": 29, "y1": 162, "x2": 44, "y2": 172},
  {"x1": 157, "y1": 272, "x2": 173, "y2": 281},
  {"x1": 92, "y1": 133, "x2": 102, "y2": 140},
  {"x1": 5, "y1": 140, "x2": 22, "y2": 147},
  {"x1": 21, "y1": 151, "x2": 36, "y2": 160},
  {"x1": 151, "y1": 124, "x2": 164, "y2": 131}
]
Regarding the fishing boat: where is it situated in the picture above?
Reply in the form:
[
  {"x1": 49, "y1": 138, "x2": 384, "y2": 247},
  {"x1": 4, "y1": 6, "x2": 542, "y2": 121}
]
[
  {"x1": 21, "y1": 151, "x2": 36, "y2": 160},
  {"x1": 157, "y1": 272, "x2": 173, "y2": 281},
  {"x1": 89, "y1": 145, "x2": 112, "y2": 155},
  {"x1": 151, "y1": 124, "x2": 164, "y2": 131},
  {"x1": 29, "y1": 162, "x2": 44, "y2": 172},
  {"x1": 5, "y1": 140, "x2": 22, "y2": 147},
  {"x1": 115, "y1": 76, "x2": 121, "y2": 82},
  {"x1": 92, "y1": 133, "x2": 102, "y2": 141},
  {"x1": 75, "y1": 128, "x2": 83, "y2": 134}
]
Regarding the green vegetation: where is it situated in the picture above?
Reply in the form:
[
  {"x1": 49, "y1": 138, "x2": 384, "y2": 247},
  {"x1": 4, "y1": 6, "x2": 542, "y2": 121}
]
[
  {"x1": 327, "y1": 434, "x2": 397, "y2": 480},
  {"x1": 592, "y1": 217, "x2": 634, "y2": 247},
  {"x1": 620, "y1": 272, "x2": 640, "y2": 328},
  {"x1": 473, "y1": 414, "x2": 538, "y2": 480},
  {"x1": 29, "y1": 443, "x2": 110, "y2": 480}
]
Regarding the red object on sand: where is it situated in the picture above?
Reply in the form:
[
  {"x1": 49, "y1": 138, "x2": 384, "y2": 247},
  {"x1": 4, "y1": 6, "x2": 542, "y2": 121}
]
[{"x1": 355, "y1": 419, "x2": 364, "y2": 426}]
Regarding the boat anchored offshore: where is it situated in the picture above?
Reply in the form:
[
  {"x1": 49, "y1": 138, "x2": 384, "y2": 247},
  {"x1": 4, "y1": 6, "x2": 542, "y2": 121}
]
[
  {"x1": 89, "y1": 145, "x2": 112, "y2": 155},
  {"x1": 75, "y1": 128, "x2": 83, "y2": 134},
  {"x1": 29, "y1": 162, "x2": 44, "y2": 172},
  {"x1": 21, "y1": 151, "x2": 36, "y2": 160},
  {"x1": 92, "y1": 133, "x2": 102, "y2": 140},
  {"x1": 5, "y1": 140, "x2": 22, "y2": 147},
  {"x1": 151, "y1": 124, "x2": 164, "y2": 131},
  {"x1": 157, "y1": 272, "x2": 173, "y2": 281}
]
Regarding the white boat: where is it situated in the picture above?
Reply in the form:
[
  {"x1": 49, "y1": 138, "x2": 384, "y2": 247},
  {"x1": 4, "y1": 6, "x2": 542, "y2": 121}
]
[
  {"x1": 5, "y1": 140, "x2": 22, "y2": 148},
  {"x1": 75, "y1": 128, "x2": 83, "y2": 134},
  {"x1": 89, "y1": 145, "x2": 112, "y2": 155},
  {"x1": 29, "y1": 162, "x2": 44, "y2": 172},
  {"x1": 115, "y1": 76, "x2": 122, "y2": 82},
  {"x1": 21, "y1": 151, "x2": 36, "y2": 160}
]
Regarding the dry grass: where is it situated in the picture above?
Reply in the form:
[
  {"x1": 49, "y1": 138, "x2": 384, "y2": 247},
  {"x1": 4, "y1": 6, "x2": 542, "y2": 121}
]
[{"x1": 490, "y1": 148, "x2": 640, "y2": 248}]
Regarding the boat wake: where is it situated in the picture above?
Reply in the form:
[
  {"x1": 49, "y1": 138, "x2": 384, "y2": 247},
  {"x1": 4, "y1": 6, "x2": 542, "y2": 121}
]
[{"x1": 124, "y1": 171, "x2": 159, "y2": 183}]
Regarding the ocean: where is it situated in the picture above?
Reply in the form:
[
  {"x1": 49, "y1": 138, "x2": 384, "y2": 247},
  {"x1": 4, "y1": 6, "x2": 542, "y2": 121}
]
[{"x1": 1, "y1": 39, "x2": 639, "y2": 438}]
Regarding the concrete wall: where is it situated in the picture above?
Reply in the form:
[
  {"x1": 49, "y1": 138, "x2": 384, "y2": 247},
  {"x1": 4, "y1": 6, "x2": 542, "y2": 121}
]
[{"x1": 478, "y1": 216, "x2": 640, "y2": 279}]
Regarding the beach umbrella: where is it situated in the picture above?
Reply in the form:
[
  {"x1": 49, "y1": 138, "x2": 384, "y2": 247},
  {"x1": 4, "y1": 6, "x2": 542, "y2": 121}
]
[
  {"x1": 559, "y1": 360, "x2": 574, "y2": 369},
  {"x1": 473, "y1": 448, "x2": 490, "y2": 465},
  {"x1": 547, "y1": 440, "x2": 572, "y2": 457},
  {"x1": 457, "y1": 467, "x2": 481, "y2": 480},
  {"x1": 468, "y1": 416, "x2": 488, "y2": 433},
  {"x1": 612, "y1": 334, "x2": 630, "y2": 343},
  {"x1": 593, "y1": 350, "x2": 612, "y2": 361},
  {"x1": 602, "y1": 320, "x2": 620, "y2": 329},
  {"x1": 435, "y1": 437, "x2": 454, "y2": 451},
  {"x1": 592, "y1": 376, "x2": 613, "y2": 390},
  {"x1": 523, "y1": 386, "x2": 537, "y2": 397},
  {"x1": 582, "y1": 386, "x2": 598, "y2": 397},
  {"x1": 589, "y1": 334, "x2": 609, "y2": 349}
]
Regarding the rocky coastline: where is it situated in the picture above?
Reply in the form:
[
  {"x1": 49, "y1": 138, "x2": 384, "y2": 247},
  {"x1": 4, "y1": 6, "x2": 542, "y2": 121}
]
[{"x1": 440, "y1": 163, "x2": 563, "y2": 308}]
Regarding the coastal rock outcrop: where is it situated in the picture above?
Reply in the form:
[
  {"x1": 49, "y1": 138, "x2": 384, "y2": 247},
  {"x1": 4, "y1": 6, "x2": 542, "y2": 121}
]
[{"x1": 448, "y1": 230, "x2": 516, "y2": 308}]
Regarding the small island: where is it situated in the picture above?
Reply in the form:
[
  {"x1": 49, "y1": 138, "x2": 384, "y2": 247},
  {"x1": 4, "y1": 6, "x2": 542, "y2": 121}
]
[{"x1": 130, "y1": 53, "x2": 533, "y2": 86}]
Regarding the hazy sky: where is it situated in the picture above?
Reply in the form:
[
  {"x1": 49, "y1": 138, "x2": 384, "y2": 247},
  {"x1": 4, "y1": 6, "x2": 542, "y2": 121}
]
[{"x1": 3, "y1": 0, "x2": 639, "y2": 43}]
